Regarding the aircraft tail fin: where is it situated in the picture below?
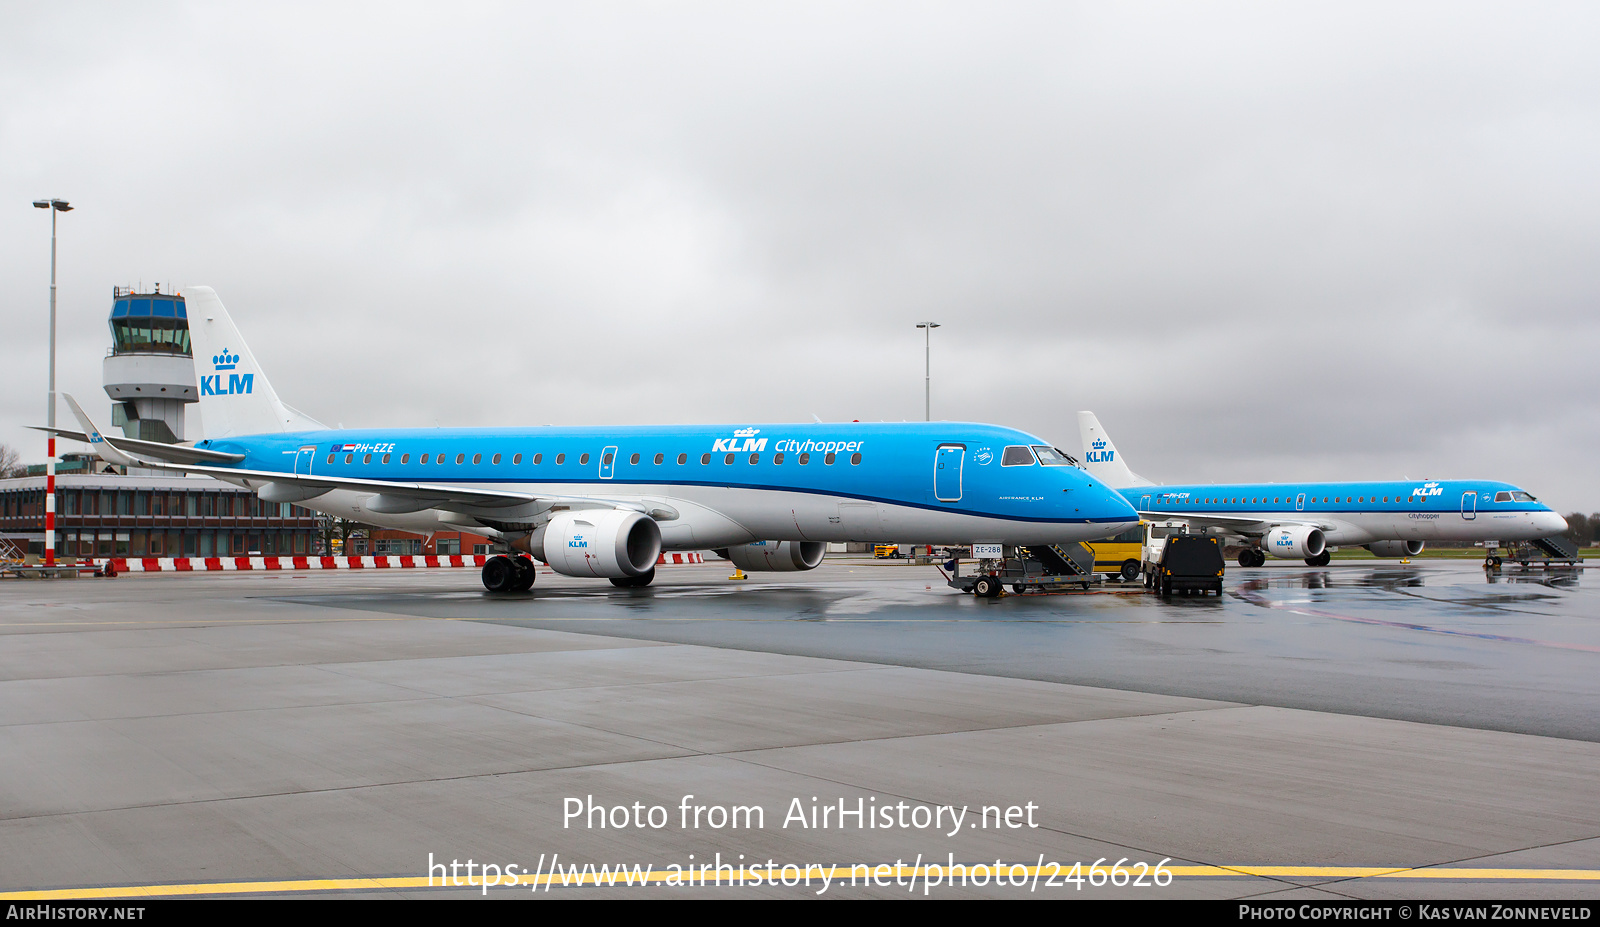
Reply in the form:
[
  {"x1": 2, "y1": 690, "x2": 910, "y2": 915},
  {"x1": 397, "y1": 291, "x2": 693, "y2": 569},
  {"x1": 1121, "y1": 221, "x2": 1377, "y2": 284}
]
[
  {"x1": 184, "y1": 286, "x2": 303, "y2": 438},
  {"x1": 1077, "y1": 411, "x2": 1152, "y2": 489}
]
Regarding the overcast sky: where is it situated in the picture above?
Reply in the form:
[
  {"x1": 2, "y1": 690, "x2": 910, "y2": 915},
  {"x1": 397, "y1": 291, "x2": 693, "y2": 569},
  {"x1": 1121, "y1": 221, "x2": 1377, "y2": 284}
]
[{"x1": 3, "y1": 2, "x2": 1597, "y2": 511}]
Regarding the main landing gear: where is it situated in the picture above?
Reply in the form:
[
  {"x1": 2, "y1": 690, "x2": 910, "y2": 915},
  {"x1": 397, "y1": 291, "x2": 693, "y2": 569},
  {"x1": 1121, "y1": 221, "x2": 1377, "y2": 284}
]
[
  {"x1": 482, "y1": 554, "x2": 538, "y2": 593},
  {"x1": 1237, "y1": 548, "x2": 1266, "y2": 568},
  {"x1": 1304, "y1": 551, "x2": 1332, "y2": 567}
]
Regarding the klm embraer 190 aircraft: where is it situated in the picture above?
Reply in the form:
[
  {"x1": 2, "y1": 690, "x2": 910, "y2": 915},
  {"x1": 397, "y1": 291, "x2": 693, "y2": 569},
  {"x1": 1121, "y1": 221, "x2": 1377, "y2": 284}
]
[
  {"x1": 1077, "y1": 412, "x2": 1566, "y2": 567},
  {"x1": 50, "y1": 288, "x2": 1139, "y2": 593}
]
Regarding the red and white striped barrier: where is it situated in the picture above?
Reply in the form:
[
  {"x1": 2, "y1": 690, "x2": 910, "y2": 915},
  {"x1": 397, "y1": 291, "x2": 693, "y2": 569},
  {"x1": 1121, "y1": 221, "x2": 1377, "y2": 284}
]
[
  {"x1": 106, "y1": 551, "x2": 707, "y2": 573},
  {"x1": 109, "y1": 555, "x2": 489, "y2": 573}
]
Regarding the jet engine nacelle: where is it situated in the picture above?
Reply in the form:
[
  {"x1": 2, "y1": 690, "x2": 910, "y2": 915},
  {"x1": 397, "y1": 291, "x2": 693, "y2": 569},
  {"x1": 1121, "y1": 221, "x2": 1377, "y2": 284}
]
[
  {"x1": 1263, "y1": 525, "x2": 1326, "y2": 559},
  {"x1": 717, "y1": 540, "x2": 826, "y2": 572},
  {"x1": 529, "y1": 509, "x2": 662, "y2": 579},
  {"x1": 1366, "y1": 540, "x2": 1424, "y2": 558}
]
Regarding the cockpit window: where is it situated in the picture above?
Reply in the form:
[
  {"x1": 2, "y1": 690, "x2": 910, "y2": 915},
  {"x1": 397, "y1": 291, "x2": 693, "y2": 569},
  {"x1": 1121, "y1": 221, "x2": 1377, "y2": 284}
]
[
  {"x1": 1001, "y1": 445, "x2": 1037, "y2": 466},
  {"x1": 1494, "y1": 492, "x2": 1511, "y2": 503},
  {"x1": 1031, "y1": 446, "x2": 1078, "y2": 467},
  {"x1": 1511, "y1": 491, "x2": 1536, "y2": 502}
]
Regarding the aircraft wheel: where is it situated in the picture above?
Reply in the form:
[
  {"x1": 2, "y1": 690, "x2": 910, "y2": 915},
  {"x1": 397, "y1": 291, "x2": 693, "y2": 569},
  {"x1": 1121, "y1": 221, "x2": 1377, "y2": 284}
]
[
  {"x1": 1120, "y1": 560, "x2": 1140, "y2": 581},
  {"x1": 481, "y1": 555, "x2": 518, "y2": 593},
  {"x1": 1252, "y1": 549, "x2": 1266, "y2": 567},
  {"x1": 973, "y1": 576, "x2": 999, "y2": 598},
  {"x1": 1238, "y1": 551, "x2": 1253, "y2": 568},
  {"x1": 511, "y1": 556, "x2": 537, "y2": 592},
  {"x1": 610, "y1": 566, "x2": 656, "y2": 588}
]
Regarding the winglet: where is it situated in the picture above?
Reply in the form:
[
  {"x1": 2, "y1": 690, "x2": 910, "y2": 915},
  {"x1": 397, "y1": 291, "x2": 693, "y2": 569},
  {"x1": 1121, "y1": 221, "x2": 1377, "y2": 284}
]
[
  {"x1": 1077, "y1": 411, "x2": 1152, "y2": 489},
  {"x1": 63, "y1": 394, "x2": 137, "y2": 468}
]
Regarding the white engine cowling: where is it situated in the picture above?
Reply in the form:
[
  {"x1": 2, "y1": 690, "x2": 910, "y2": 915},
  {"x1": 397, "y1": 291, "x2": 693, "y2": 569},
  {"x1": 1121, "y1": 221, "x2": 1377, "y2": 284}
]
[
  {"x1": 1366, "y1": 540, "x2": 1424, "y2": 558},
  {"x1": 1263, "y1": 525, "x2": 1326, "y2": 559},
  {"x1": 717, "y1": 541, "x2": 826, "y2": 572},
  {"x1": 535, "y1": 509, "x2": 662, "y2": 578}
]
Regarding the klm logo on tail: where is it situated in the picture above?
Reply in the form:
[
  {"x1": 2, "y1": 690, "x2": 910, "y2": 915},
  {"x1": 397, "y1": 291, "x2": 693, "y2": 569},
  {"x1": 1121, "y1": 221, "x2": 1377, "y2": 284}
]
[
  {"x1": 200, "y1": 349, "x2": 253, "y2": 396},
  {"x1": 1086, "y1": 439, "x2": 1114, "y2": 464}
]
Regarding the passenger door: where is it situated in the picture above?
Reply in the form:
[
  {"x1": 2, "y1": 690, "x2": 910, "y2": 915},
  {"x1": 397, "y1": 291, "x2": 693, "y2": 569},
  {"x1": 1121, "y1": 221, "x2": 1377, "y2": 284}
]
[
  {"x1": 295, "y1": 445, "x2": 317, "y2": 475},
  {"x1": 935, "y1": 445, "x2": 965, "y2": 503},
  {"x1": 1460, "y1": 491, "x2": 1477, "y2": 521},
  {"x1": 599, "y1": 445, "x2": 618, "y2": 480}
]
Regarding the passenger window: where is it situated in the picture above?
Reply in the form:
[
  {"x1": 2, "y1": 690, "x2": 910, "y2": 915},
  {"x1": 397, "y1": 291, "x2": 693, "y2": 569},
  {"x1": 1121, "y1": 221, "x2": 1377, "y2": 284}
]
[
  {"x1": 1001, "y1": 445, "x2": 1036, "y2": 466},
  {"x1": 653, "y1": 453, "x2": 663, "y2": 465},
  {"x1": 774, "y1": 452, "x2": 785, "y2": 465},
  {"x1": 492, "y1": 453, "x2": 502, "y2": 465},
  {"x1": 421, "y1": 454, "x2": 430, "y2": 464},
  {"x1": 824, "y1": 452, "x2": 836, "y2": 465},
  {"x1": 724, "y1": 453, "x2": 735, "y2": 464},
  {"x1": 700, "y1": 453, "x2": 710, "y2": 465},
  {"x1": 382, "y1": 454, "x2": 391, "y2": 464},
  {"x1": 749, "y1": 453, "x2": 759, "y2": 464},
  {"x1": 513, "y1": 454, "x2": 522, "y2": 465},
  {"x1": 631, "y1": 453, "x2": 641, "y2": 465},
  {"x1": 533, "y1": 453, "x2": 542, "y2": 464},
  {"x1": 401, "y1": 454, "x2": 410, "y2": 464},
  {"x1": 799, "y1": 453, "x2": 810, "y2": 465},
  {"x1": 677, "y1": 453, "x2": 687, "y2": 465},
  {"x1": 345, "y1": 454, "x2": 354, "y2": 464},
  {"x1": 326, "y1": 455, "x2": 334, "y2": 465},
  {"x1": 580, "y1": 453, "x2": 590, "y2": 465},
  {"x1": 438, "y1": 454, "x2": 445, "y2": 465},
  {"x1": 472, "y1": 454, "x2": 482, "y2": 465},
  {"x1": 456, "y1": 453, "x2": 466, "y2": 464},
  {"x1": 555, "y1": 453, "x2": 565, "y2": 465},
  {"x1": 850, "y1": 452, "x2": 861, "y2": 465}
]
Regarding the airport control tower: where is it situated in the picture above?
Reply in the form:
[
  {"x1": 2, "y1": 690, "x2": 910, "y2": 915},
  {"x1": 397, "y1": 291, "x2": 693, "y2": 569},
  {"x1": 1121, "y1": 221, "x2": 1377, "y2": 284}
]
[{"x1": 102, "y1": 286, "x2": 197, "y2": 443}]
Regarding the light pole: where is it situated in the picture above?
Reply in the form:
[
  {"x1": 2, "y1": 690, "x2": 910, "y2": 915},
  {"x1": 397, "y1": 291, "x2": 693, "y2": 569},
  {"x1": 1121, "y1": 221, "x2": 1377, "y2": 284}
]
[
  {"x1": 916, "y1": 322, "x2": 940, "y2": 421},
  {"x1": 33, "y1": 198, "x2": 72, "y2": 568}
]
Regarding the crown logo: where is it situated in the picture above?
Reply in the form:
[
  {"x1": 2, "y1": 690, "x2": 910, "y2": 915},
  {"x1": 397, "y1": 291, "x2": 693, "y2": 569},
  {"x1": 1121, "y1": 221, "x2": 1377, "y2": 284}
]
[
  {"x1": 734, "y1": 427, "x2": 760, "y2": 438},
  {"x1": 1092, "y1": 439, "x2": 1106, "y2": 449},
  {"x1": 213, "y1": 349, "x2": 240, "y2": 371}
]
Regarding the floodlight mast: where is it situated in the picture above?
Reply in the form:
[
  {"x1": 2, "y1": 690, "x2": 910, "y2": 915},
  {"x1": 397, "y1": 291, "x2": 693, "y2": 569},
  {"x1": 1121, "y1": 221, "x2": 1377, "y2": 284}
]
[
  {"x1": 916, "y1": 322, "x2": 940, "y2": 421},
  {"x1": 32, "y1": 198, "x2": 71, "y2": 569}
]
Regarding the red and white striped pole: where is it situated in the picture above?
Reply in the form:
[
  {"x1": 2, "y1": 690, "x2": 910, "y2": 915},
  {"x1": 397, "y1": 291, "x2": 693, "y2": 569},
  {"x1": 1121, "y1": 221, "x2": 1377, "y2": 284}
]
[{"x1": 33, "y1": 198, "x2": 71, "y2": 569}]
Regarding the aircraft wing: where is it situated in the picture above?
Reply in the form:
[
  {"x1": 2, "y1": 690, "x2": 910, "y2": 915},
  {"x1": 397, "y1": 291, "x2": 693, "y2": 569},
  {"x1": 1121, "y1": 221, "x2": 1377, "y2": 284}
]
[
  {"x1": 119, "y1": 458, "x2": 656, "y2": 523},
  {"x1": 1139, "y1": 510, "x2": 1335, "y2": 535},
  {"x1": 31, "y1": 424, "x2": 247, "y2": 465}
]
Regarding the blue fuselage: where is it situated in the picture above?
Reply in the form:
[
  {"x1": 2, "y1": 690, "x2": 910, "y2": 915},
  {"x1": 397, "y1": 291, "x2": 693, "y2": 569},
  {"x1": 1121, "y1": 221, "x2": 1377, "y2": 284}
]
[
  {"x1": 1122, "y1": 479, "x2": 1564, "y2": 545},
  {"x1": 200, "y1": 421, "x2": 1140, "y2": 547}
]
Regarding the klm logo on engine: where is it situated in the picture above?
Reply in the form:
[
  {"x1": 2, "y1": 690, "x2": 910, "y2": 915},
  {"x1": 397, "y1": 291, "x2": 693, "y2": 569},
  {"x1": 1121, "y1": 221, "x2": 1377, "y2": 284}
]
[
  {"x1": 200, "y1": 349, "x2": 253, "y2": 396},
  {"x1": 569, "y1": 534, "x2": 588, "y2": 549},
  {"x1": 1411, "y1": 481, "x2": 1444, "y2": 497},
  {"x1": 1086, "y1": 439, "x2": 1114, "y2": 463},
  {"x1": 712, "y1": 427, "x2": 767, "y2": 454}
]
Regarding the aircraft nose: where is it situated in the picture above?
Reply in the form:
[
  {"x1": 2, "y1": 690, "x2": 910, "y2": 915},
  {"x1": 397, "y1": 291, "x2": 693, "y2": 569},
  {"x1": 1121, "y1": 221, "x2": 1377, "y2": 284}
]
[
  {"x1": 1535, "y1": 511, "x2": 1568, "y2": 535},
  {"x1": 1092, "y1": 481, "x2": 1140, "y2": 527}
]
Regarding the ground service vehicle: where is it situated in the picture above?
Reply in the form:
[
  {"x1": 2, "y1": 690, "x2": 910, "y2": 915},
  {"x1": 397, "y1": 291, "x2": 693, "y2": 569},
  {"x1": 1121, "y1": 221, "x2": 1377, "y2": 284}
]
[
  {"x1": 1144, "y1": 534, "x2": 1225, "y2": 596},
  {"x1": 1087, "y1": 523, "x2": 1144, "y2": 581}
]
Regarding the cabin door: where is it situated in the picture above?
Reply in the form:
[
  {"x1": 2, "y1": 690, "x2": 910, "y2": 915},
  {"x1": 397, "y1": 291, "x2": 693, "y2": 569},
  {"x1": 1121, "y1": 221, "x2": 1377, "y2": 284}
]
[{"x1": 934, "y1": 445, "x2": 965, "y2": 503}]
